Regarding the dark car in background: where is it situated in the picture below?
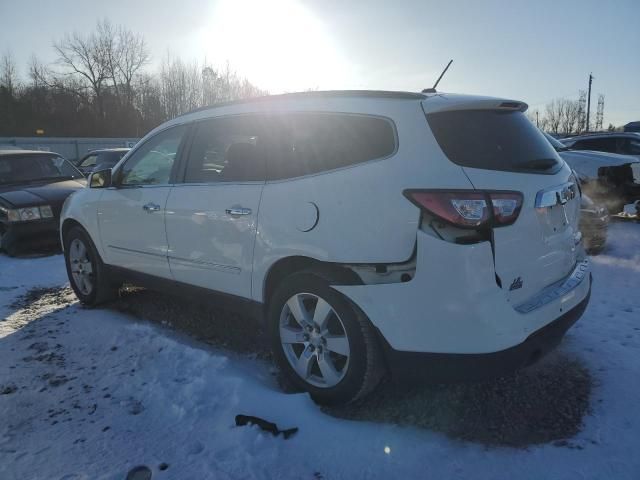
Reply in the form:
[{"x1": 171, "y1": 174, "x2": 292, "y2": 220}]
[
  {"x1": 75, "y1": 148, "x2": 130, "y2": 176},
  {"x1": 544, "y1": 132, "x2": 640, "y2": 213},
  {"x1": 560, "y1": 132, "x2": 640, "y2": 159},
  {"x1": 0, "y1": 150, "x2": 85, "y2": 256}
]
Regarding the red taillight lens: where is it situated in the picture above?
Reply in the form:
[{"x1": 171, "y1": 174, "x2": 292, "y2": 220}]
[
  {"x1": 405, "y1": 191, "x2": 490, "y2": 227},
  {"x1": 404, "y1": 190, "x2": 522, "y2": 228}
]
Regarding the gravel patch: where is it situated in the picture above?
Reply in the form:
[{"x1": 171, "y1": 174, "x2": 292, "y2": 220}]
[{"x1": 325, "y1": 351, "x2": 592, "y2": 447}]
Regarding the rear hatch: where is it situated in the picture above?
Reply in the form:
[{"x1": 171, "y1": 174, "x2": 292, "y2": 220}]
[{"x1": 424, "y1": 100, "x2": 581, "y2": 305}]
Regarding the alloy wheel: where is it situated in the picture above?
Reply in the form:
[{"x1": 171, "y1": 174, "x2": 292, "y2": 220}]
[
  {"x1": 279, "y1": 293, "x2": 351, "y2": 388},
  {"x1": 69, "y1": 238, "x2": 94, "y2": 296}
]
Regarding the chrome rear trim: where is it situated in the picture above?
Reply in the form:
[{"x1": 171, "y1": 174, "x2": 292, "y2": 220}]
[
  {"x1": 515, "y1": 259, "x2": 590, "y2": 314},
  {"x1": 535, "y1": 182, "x2": 578, "y2": 208}
]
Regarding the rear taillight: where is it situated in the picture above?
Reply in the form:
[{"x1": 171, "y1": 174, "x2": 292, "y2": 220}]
[
  {"x1": 404, "y1": 189, "x2": 523, "y2": 229},
  {"x1": 488, "y1": 192, "x2": 522, "y2": 226}
]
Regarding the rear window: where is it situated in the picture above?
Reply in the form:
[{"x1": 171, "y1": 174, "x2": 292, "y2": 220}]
[
  {"x1": 265, "y1": 113, "x2": 396, "y2": 180},
  {"x1": 427, "y1": 110, "x2": 562, "y2": 174}
]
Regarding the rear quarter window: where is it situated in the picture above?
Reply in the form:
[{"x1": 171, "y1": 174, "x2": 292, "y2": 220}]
[
  {"x1": 427, "y1": 110, "x2": 562, "y2": 174},
  {"x1": 265, "y1": 113, "x2": 396, "y2": 180}
]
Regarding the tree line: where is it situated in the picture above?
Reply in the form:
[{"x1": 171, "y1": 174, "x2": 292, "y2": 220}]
[
  {"x1": 527, "y1": 91, "x2": 614, "y2": 136},
  {"x1": 0, "y1": 20, "x2": 267, "y2": 138}
]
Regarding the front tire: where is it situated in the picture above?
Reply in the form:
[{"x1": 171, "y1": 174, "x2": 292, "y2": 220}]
[
  {"x1": 63, "y1": 226, "x2": 119, "y2": 306},
  {"x1": 268, "y1": 272, "x2": 384, "y2": 405},
  {"x1": 0, "y1": 228, "x2": 20, "y2": 257}
]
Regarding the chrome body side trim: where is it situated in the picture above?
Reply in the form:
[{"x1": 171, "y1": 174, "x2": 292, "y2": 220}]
[
  {"x1": 168, "y1": 256, "x2": 241, "y2": 274},
  {"x1": 108, "y1": 245, "x2": 167, "y2": 258}
]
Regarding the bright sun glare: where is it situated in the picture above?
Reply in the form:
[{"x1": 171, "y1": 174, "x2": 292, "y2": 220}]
[{"x1": 200, "y1": 0, "x2": 350, "y2": 93}]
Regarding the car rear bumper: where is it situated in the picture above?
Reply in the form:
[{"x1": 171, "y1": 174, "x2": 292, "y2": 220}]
[
  {"x1": 334, "y1": 230, "x2": 591, "y2": 355},
  {"x1": 379, "y1": 283, "x2": 590, "y2": 382}
]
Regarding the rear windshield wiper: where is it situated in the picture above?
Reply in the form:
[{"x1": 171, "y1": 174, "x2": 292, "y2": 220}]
[{"x1": 520, "y1": 158, "x2": 559, "y2": 171}]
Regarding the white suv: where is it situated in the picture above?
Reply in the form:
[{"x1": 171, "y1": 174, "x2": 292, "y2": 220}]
[{"x1": 60, "y1": 91, "x2": 591, "y2": 404}]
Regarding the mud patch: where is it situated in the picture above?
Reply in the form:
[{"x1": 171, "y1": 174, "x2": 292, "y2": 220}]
[
  {"x1": 1, "y1": 383, "x2": 18, "y2": 395},
  {"x1": 9, "y1": 286, "x2": 74, "y2": 311},
  {"x1": 4, "y1": 286, "x2": 75, "y2": 332},
  {"x1": 326, "y1": 353, "x2": 592, "y2": 447}
]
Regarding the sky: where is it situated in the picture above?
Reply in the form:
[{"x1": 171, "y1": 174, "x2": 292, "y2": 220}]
[{"x1": 1, "y1": 0, "x2": 638, "y2": 126}]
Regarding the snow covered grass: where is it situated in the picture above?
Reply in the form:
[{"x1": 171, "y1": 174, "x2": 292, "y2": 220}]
[{"x1": 1, "y1": 222, "x2": 640, "y2": 479}]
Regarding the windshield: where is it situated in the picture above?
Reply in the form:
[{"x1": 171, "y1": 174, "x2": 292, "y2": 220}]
[
  {"x1": 427, "y1": 110, "x2": 562, "y2": 174},
  {"x1": 79, "y1": 154, "x2": 98, "y2": 168},
  {"x1": 543, "y1": 132, "x2": 569, "y2": 151},
  {"x1": 0, "y1": 154, "x2": 82, "y2": 185}
]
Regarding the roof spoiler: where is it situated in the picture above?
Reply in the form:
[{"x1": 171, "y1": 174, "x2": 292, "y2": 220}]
[{"x1": 425, "y1": 98, "x2": 528, "y2": 114}]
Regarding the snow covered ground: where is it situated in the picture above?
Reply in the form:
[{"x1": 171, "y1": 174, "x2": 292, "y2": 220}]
[{"x1": 1, "y1": 222, "x2": 639, "y2": 480}]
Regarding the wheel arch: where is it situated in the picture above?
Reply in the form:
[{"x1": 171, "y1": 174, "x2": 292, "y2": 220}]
[
  {"x1": 261, "y1": 256, "x2": 362, "y2": 314},
  {"x1": 60, "y1": 218, "x2": 86, "y2": 250}
]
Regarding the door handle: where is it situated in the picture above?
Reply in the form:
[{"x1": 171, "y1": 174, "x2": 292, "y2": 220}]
[
  {"x1": 225, "y1": 207, "x2": 252, "y2": 216},
  {"x1": 143, "y1": 202, "x2": 161, "y2": 213}
]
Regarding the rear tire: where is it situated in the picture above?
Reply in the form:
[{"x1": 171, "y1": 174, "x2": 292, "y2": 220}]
[
  {"x1": 268, "y1": 271, "x2": 385, "y2": 405},
  {"x1": 63, "y1": 226, "x2": 119, "y2": 306}
]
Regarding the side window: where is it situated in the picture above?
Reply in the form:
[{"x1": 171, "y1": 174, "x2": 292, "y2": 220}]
[
  {"x1": 622, "y1": 138, "x2": 640, "y2": 155},
  {"x1": 80, "y1": 154, "x2": 98, "y2": 168},
  {"x1": 185, "y1": 117, "x2": 266, "y2": 183},
  {"x1": 265, "y1": 113, "x2": 396, "y2": 181},
  {"x1": 119, "y1": 125, "x2": 186, "y2": 186},
  {"x1": 574, "y1": 138, "x2": 617, "y2": 153}
]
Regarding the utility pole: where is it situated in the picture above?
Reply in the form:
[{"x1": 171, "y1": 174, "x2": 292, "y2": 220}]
[
  {"x1": 586, "y1": 73, "x2": 593, "y2": 133},
  {"x1": 596, "y1": 94, "x2": 605, "y2": 131},
  {"x1": 536, "y1": 110, "x2": 539, "y2": 127}
]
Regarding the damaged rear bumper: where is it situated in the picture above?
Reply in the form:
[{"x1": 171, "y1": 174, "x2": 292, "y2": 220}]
[
  {"x1": 334, "y1": 230, "x2": 591, "y2": 361},
  {"x1": 379, "y1": 283, "x2": 590, "y2": 382}
]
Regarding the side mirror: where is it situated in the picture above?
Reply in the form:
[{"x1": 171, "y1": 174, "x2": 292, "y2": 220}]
[{"x1": 89, "y1": 168, "x2": 112, "y2": 189}]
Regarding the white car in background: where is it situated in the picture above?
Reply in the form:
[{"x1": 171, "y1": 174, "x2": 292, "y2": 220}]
[
  {"x1": 59, "y1": 90, "x2": 591, "y2": 404},
  {"x1": 546, "y1": 133, "x2": 640, "y2": 213}
]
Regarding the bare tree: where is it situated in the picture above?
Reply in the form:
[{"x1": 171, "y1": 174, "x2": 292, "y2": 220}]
[
  {"x1": 97, "y1": 19, "x2": 122, "y2": 101},
  {"x1": 53, "y1": 27, "x2": 111, "y2": 118},
  {"x1": 544, "y1": 99, "x2": 562, "y2": 135},
  {"x1": 159, "y1": 54, "x2": 202, "y2": 118},
  {"x1": 559, "y1": 99, "x2": 581, "y2": 135},
  {"x1": 0, "y1": 51, "x2": 18, "y2": 95},
  {"x1": 27, "y1": 55, "x2": 48, "y2": 88},
  {"x1": 116, "y1": 25, "x2": 150, "y2": 106}
]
